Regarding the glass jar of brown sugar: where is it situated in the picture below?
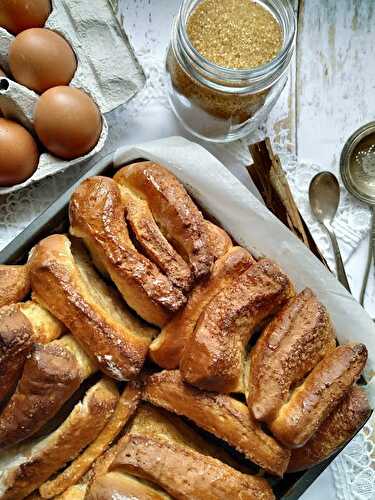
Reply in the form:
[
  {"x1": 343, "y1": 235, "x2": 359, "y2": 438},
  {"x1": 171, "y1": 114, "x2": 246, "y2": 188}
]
[{"x1": 166, "y1": 0, "x2": 296, "y2": 142}]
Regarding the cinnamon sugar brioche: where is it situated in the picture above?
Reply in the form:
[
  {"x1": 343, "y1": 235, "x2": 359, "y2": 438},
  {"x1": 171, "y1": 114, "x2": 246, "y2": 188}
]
[
  {"x1": 288, "y1": 385, "x2": 370, "y2": 472},
  {"x1": 39, "y1": 381, "x2": 142, "y2": 498},
  {"x1": 109, "y1": 404, "x2": 275, "y2": 500},
  {"x1": 0, "y1": 379, "x2": 119, "y2": 500},
  {"x1": 0, "y1": 342, "x2": 81, "y2": 450},
  {"x1": 143, "y1": 370, "x2": 290, "y2": 476},
  {"x1": 150, "y1": 246, "x2": 254, "y2": 369},
  {"x1": 0, "y1": 265, "x2": 30, "y2": 307},
  {"x1": 248, "y1": 288, "x2": 336, "y2": 423},
  {"x1": 0, "y1": 305, "x2": 34, "y2": 405},
  {"x1": 70, "y1": 176, "x2": 186, "y2": 326},
  {"x1": 51, "y1": 335, "x2": 97, "y2": 381},
  {"x1": 56, "y1": 485, "x2": 87, "y2": 500},
  {"x1": 114, "y1": 162, "x2": 215, "y2": 280},
  {"x1": 269, "y1": 343, "x2": 368, "y2": 448},
  {"x1": 180, "y1": 258, "x2": 295, "y2": 393},
  {"x1": 85, "y1": 403, "x2": 245, "y2": 499},
  {"x1": 117, "y1": 183, "x2": 193, "y2": 293},
  {"x1": 0, "y1": 301, "x2": 64, "y2": 404},
  {"x1": 0, "y1": 335, "x2": 96, "y2": 452},
  {"x1": 29, "y1": 234, "x2": 156, "y2": 381},
  {"x1": 87, "y1": 472, "x2": 172, "y2": 500},
  {"x1": 205, "y1": 220, "x2": 233, "y2": 260},
  {"x1": 18, "y1": 301, "x2": 65, "y2": 344}
]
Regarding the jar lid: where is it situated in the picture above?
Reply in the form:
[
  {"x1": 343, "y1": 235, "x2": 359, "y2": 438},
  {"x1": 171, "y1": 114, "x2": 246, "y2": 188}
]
[{"x1": 340, "y1": 122, "x2": 375, "y2": 205}]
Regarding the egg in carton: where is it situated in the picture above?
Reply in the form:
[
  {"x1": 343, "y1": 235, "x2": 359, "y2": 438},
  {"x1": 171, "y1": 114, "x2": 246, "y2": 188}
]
[{"x1": 0, "y1": 0, "x2": 145, "y2": 194}]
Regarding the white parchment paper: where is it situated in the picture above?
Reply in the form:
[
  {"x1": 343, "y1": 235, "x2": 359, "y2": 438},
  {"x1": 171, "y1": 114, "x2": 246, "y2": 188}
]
[{"x1": 114, "y1": 136, "x2": 375, "y2": 407}]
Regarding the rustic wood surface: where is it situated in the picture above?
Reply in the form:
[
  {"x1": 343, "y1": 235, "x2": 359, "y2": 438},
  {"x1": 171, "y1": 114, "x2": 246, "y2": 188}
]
[{"x1": 295, "y1": 0, "x2": 375, "y2": 168}]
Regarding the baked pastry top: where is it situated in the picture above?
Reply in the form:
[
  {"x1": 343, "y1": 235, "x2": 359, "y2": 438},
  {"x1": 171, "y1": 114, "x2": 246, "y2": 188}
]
[
  {"x1": 150, "y1": 246, "x2": 254, "y2": 370},
  {"x1": 29, "y1": 234, "x2": 156, "y2": 381},
  {"x1": 269, "y1": 342, "x2": 367, "y2": 448},
  {"x1": 288, "y1": 385, "x2": 370, "y2": 472},
  {"x1": 0, "y1": 265, "x2": 30, "y2": 308},
  {"x1": 180, "y1": 258, "x2": 295, "y2": 393},
  {"x1": 248, "y1": 288, "x2": 336, "y2": 423},
  {"x1": 114, "y1": 161, "x2": 215, "y2": 281},
  {"x1": 143, "y1": 369, "x2": 291, "y2": 476},
  {"x1": 70, "y1": 176, "x2": 187, "y2": 326},
  {"x1": 107, "y1": 403, "x2": 275, "y2": 500}
]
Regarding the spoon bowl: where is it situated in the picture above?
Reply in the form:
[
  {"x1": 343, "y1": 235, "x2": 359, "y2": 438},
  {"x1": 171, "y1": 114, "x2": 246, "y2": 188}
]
[
  {"x1": 309, "y1": 171, "x2": 351, "y2": 292},
  {"x1": 309, "y1": 172, "x2": 340, "y2": 226}
]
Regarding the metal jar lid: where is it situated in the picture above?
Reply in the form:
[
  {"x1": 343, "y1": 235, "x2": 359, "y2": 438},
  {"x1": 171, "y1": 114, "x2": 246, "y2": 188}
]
[{"x1": 340, "y1": 121, "x2": 375, "y2": 205}]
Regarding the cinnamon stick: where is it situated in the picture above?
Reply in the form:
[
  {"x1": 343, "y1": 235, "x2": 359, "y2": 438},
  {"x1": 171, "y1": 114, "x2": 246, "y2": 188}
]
[{"x1": 247, "y1": 138, "x2": 329, "y2": 268}]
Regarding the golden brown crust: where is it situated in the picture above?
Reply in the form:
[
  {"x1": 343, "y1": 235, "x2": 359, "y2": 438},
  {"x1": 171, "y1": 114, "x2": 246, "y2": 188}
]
[
  {"x1": 55, "y1": 484, "x2": 87, "y2": 500},
  {"x1": 0, "y1": 264, "x2": 30, "y2": 307},
  {"x1": 39, "y1": 381, "x2": 142, "y2": 498},
  {"x1": 52, "y1": 335, "x2": 97, "y2": 381},
  {"x1": 83, "y1": 439, "x2": 122, "y2": 488},
  {"x1": 288, "y1": 386, "x2": 370, "y2": 472},
  {"x1": 143, "y1": 370, "x2": 290, "y2": 476},
  {"x1": 0, "y1": 379, "x2": 119, "y2": 500},
  {"x1": 270, "y1": 343, "x2": 368, "y2": 448},
  {"x1": 0, "y1": 305, "x2": 34, "y2": 404},
  {"x1": 87, "y1": 472, "x2": 172, "y2": 500},
  {"x1": 0, "y1": 301, "x2": 64, "y2": 405},
  {"x1": 248, "y1": 288, "x2": 336, "y2": 423},
  {"x1": 118, "y1": 183, "x2": 193, "y2": 293},
  {"x1": 130, "y1": 403, "x2": 243, "y2": 469},
  {"x1": 112, "y1": 434, "x2": 275, "y2": 500},
  {"x1": 69, "y1": 176, "x2": 186, "y2": 326},
  {"x1": 180, "y1": 258, "x2": 295, "y2": 393},
  {"x1": 150, "y1": 246, "x2": 255, "y2": 369},
  {"x1": 19, "y1": 301, "x2": 65, "y2": 344},
  {"x1": 29, "y1": 234, "x2": 155, "y2": 381},
  {"x1": 114, "y1": 162, "x2": 214, "y2": 281},
  {"x1": 0, "y1": 343, "x2": 81, "y2": 450},
  {"x1": 204, "y1": 221, "x2": 233, "y2": 260}
]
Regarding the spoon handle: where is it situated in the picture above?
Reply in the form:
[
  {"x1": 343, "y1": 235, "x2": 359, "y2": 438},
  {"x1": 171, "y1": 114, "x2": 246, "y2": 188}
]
[
  {"x1": 360, "y1": 206, "x2": 375, "y2": 305},
  {"x1": 325, "y1": 224, "x2": 352, "y2": 293}
]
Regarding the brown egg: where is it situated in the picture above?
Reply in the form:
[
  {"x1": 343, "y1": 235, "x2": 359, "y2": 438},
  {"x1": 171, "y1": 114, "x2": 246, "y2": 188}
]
[
  {"x1": 34, "y1": 86, "x2": 102, "y2": 160},
  {"x1": 0, "y1": 0, "x2": 51, "y2": 35},
  {"x1": 9, "y1": 28, "x2": 77, "y2": 94},
  {"x1": 0, "y1": 118, "x2": 39, "y2": 187}
]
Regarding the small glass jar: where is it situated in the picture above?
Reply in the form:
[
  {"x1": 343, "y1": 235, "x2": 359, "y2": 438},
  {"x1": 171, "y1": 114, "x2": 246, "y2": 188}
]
[{"x1": 165, "y1": 0, "x2": 296, "y2": 143}]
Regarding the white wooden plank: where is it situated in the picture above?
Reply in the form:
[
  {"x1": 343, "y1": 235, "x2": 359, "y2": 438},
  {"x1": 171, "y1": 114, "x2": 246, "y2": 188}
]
[{"x1": 296, "y1": 0, "x2": 375, "y2": 169}]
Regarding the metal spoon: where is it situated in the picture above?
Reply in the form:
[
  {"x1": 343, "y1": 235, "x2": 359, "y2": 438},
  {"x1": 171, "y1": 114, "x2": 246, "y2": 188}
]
[
  {"x1": 309, "y1": 172, "x2": 351, "y2": 292},
  {"x1": 340, "y1": 122, "x2": 375, "y2": 305}
]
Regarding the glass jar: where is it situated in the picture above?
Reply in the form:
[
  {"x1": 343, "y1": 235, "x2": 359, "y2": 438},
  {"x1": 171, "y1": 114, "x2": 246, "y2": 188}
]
[{"x1": 165, "y1": 0, "x2": 296, "y2": 143}]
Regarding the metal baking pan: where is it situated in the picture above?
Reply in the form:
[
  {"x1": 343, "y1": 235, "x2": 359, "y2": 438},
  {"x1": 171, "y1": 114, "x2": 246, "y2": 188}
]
[{"x1": 0, "y1": 152, "x2": 371, "y2": 499}]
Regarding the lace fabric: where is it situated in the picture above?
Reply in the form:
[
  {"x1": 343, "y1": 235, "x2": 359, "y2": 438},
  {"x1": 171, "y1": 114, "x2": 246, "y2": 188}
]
[
  {"x1": 0, "y1": 1, "x2": 374, "y2": 498},
  {"x1": 331, "y1": 419, "x2": 375, "y2": 500}
]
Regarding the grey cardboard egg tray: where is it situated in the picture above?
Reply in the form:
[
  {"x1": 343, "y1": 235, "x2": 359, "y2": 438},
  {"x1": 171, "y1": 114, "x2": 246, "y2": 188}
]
[{"x1": 0, "y1": 0, "x2": 145, "y2": 194}]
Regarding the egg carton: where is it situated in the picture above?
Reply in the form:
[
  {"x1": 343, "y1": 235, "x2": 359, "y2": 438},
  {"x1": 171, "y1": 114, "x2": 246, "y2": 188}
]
[{"x1": 0, "y1": 0, "x2": 145, "y2": 194}]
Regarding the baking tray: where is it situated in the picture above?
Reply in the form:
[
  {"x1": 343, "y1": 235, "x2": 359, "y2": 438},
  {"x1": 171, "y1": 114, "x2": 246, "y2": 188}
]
[{"x1": 0, "y1": 153, "x2": 371, "y2": 499}]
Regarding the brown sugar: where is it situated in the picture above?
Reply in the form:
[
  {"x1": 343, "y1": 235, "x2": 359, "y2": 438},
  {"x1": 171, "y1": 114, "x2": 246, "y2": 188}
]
[{"x1": 187, "y1": 0, "x2": 283, "y2": 69}]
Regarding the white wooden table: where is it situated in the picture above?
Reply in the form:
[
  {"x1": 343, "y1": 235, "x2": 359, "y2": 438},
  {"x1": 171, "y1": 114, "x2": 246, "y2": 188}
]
[{"x1": 0, "y1": 1, "x2": 373, "y2": 497}]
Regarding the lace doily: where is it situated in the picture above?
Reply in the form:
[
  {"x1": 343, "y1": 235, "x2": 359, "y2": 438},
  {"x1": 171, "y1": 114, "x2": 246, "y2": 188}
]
[
  {"x1": 0, "y1": 1, "x2": 374, "y2": 498},
  {"x1": 331, "y1": 419, "x2": 375, "y2": 500}
]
